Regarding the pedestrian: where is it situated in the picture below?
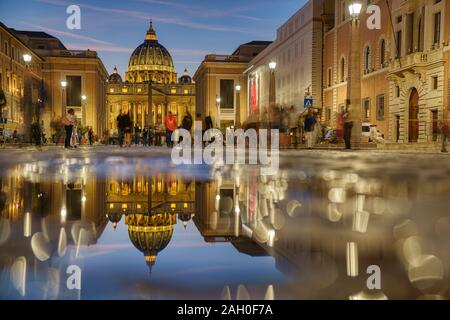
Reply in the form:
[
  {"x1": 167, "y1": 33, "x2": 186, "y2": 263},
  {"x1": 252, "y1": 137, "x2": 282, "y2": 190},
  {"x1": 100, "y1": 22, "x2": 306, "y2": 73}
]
[
  {"x1": 164, "y1": 111, "x2": 177, "y2": 147},
  {"x1": 123, "y1": 112, "x2": 133, "y2": 147},
  {"x1": 180, "y1": 110, "x2": 193, "y2": 143},
  {"x1": 288, "y1": 106, "x2": 299, "y2": 146},
  {"x1": 88, "y1": 128, "x2": 94, "y2": 146},
  {"x1": 62, "y1": 108, "x2": 76, "y2": 149},
  {"x1": 116, "y1": 112, "x2": 125, "y2": 147},
  {"x1": 441, "y1": 119, "x2": 450, "y2": 153},
  {"x1": 304, "y1": 109, "x2": 317, "y2": 149},
  {"x1": 134, "y1": 124, "x2": 141, "y2": 145},
  {"x1": 142, "y1": 127, "x2": 149, "y2": 147},
  {"x1": 343, "y1": 100, "x2": 353, "y2": 150}
]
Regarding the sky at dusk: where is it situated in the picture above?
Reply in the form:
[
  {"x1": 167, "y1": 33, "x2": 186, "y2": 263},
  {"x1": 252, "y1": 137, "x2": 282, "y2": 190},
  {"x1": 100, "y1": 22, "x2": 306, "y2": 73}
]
[{"x1": 0, "y1": 0, "x2": 307, "y2": 78}]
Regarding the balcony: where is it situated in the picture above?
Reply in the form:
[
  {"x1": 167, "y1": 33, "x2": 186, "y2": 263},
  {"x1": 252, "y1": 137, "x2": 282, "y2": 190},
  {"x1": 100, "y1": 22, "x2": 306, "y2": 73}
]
[{"x1": 388, "y1": 50, "x2": 444, "y2": 79}]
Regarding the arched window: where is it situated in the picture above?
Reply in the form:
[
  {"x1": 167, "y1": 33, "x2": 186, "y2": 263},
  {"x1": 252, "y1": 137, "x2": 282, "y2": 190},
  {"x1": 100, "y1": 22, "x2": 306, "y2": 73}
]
[
  {"x1": 380, "y1": 39, "x2": 386, "y2": 68},
  {"x1": 364, "y1": 46, "x2": 371, "y2": 73},
  {"x1": 340, "y1": 57, "x2": 345, "y2": 82}
]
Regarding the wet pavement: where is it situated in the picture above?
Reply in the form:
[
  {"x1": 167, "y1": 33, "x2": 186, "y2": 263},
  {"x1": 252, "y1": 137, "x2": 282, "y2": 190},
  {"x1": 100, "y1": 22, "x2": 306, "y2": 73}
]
[{"x1": 0, "y1": 146, "x2": 449, "y2": 300}]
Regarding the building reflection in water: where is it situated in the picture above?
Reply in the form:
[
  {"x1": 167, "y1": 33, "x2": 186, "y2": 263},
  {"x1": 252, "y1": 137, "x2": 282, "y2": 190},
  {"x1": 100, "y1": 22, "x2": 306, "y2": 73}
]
[
  {"x1": 0, "y1": 158, "x2": 449, "y2": 300},
  {"x1": 106, "y1": 174, "x2": 196, "y2": 272}
]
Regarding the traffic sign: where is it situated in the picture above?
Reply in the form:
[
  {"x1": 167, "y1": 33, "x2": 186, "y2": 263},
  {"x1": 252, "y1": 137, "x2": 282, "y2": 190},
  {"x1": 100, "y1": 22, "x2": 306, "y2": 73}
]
[{"x1": 304, "y1": 98, "x2": 313, "y2": 109}]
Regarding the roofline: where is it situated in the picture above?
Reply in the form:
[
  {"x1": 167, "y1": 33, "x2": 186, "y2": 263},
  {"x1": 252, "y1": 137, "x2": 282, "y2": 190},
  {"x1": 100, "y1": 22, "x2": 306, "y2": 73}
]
[{"x1": 0, "y1": 21, "x2": 45, "y2": 62}]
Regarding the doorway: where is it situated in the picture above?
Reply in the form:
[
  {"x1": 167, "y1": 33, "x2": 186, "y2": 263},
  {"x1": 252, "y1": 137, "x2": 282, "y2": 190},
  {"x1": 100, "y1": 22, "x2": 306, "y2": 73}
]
[
  {"x1": 431, "y1": 110, "x2": 438, "y2": 142},
  {"x1": 408, "y1": 88, "x2": 419, "y2": 142}
]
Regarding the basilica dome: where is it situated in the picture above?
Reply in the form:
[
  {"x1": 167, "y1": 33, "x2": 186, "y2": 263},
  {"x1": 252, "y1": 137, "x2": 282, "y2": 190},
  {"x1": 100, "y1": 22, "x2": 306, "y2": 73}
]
[
  {"x1": 125, "y1": 212, "x2": 177, "y2": 272},
  {"x1": 126, "y1": 21, "x2": 177, "y2": 84},
  {"x1": 108, "y1": 67, "x2": 122, "y2": 84}
]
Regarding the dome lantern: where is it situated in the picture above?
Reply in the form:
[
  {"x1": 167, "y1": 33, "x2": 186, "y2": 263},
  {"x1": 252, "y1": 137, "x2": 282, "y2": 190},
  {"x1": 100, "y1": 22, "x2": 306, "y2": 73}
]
[{"x1": 145, "y1": 20, "x2": 157, "y2": 42}]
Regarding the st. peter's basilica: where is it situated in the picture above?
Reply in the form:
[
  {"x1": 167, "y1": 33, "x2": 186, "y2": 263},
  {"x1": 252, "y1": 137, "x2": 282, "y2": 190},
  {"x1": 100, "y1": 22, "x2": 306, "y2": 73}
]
[{"x1": 106, "y1": 21, "x2": 195, "y2": 134}]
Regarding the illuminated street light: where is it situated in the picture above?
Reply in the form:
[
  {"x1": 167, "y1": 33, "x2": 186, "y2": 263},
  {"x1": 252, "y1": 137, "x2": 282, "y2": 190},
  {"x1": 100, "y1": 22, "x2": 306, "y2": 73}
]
[
  {"x1": 61, "y1": 81, "x2": 67, "y2": 88},
  {"x1": 348, "y1": 2, "x2": 362, "y2": 19},
  {"x1": 235, "y1": 85, "x2": 241, "y2": 92},
  {"x1": 216, "y1": 97, "x2": 221, "y2": 104},
  {"x1": 81, "y1": 95, "x2": 87, "y2": 101},
  {"x1": 268, "y1": 61, "x2": 277, "y2": 70},
  {"x1": 23, "y1": 54, "x2": 32, "y2": 63}
]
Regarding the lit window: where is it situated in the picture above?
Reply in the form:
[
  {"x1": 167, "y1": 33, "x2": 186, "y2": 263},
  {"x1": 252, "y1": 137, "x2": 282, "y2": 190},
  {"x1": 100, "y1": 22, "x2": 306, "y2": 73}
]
[
  {"x1": 109, "y1": 88, "x2": 115, "y2": 93},
  {"x1": 137, "y1": 88, "x2": 142, "y2": 93},
  {"x1": 122, "y1": 87, "x2": 128, "y2": 93},
  {"x1": 171, "y1": 88, "x2": 177, "y2": 94},
  {"x1": 183, "y1": 89, "x2": 189, "y2": 94}
]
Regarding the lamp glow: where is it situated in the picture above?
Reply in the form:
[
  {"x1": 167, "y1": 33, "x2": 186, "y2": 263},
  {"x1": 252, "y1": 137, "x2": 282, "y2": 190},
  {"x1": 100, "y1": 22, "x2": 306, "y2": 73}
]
[
  {"x1": 235, "y1": 85, "x2": 241, "y2": 92},
  {"x1": 348, "y1": 2, "x2": 362, "y2": 18},
  {"x1": 61, "y1": 81, "x2": 67, "y2": 88},
  {"x1": 268, "y1": 61, "x2": 277, "y2": 70},
  {"x1": 81, "y1": 95, "x2": 87, "y2": 101},
  {"x1": 23, "y1": 54, "x2": 32, "y2": 63}
]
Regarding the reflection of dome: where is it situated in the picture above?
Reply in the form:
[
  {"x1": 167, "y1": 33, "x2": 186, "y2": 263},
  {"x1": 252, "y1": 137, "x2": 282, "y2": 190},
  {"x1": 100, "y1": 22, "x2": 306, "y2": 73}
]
[
  {"x1": 178, "y1": 212, "x2": 195, "y2": 229},
  {"x1": 179, "y1": 69, "x2": 192, "y2": 84},
  {"x1": 126, "y1": 21, "x2": 176, "y2": 84},
  {"x1": 107, "y1": 212, "x2": 123, "y2": 229},
  {"x1": 108, "y1": 67, "x2": 123, "y2": 84},
  {"x1": 125, "y1": 213, "x2": 176, "y2": 272}
]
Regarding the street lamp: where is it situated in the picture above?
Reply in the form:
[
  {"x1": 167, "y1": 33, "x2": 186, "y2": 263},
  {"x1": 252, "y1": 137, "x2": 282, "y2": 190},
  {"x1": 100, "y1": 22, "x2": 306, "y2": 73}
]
[
  {"x1": 23, "y1": 54, "x2": 32, "y2": 64},
  {"x1": 268, "y1": 61, "x2": 277, "y2": 129},
  {"x1": 235, "y1": 85, "x2": 241, "y2": 128},
  {"x1": 61, "y1": 81, "x2": 67, "y2": 88},
  {"x1": 348, "y1": 2, "x2": 362, "y2": 19},
  {"x1": 216, "y1": 96, "x2": 221, "y2": 128},
  {"x1": 346, "y1": 1, "x2": 362, "y2": 149},
  {"x1": 81, "y1": 95, "x2": 87, "y2": 101}
]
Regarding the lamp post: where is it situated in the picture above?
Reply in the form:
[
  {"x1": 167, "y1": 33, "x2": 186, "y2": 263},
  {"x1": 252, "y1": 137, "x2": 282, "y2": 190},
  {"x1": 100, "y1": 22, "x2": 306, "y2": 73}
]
[
  {"x1": 235, "y1": 85, "x2": 241, "y2": 128},
  {"x1": 23, "y1": 53, "x2": 33, "y2": 143},
  {"x1": 81, "y1": 95, "x2": 87, "y2": 128},
  {"x1": 268, "y1": 61, "x2": 277, "y2": 129},
  {"x1": 216, "y1": 96, "x2": 221, "y2": 128},
  {"x1": 347, "y1": 2, "x2": 362, "y2": 148}
]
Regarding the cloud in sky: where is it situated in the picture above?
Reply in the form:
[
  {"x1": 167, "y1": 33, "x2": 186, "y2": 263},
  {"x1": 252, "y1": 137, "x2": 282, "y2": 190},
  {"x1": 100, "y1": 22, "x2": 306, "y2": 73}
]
[
  {"x1": 35, "y1": 0, "x2": 262, "y2": 35},
  {"x1": 21, "y1": 21, "x2": 113, "y2": 45}
]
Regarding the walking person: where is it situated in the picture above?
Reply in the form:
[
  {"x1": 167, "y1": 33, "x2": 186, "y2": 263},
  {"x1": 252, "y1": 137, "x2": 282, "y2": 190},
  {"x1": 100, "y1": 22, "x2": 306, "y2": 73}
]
[
  {"x1": 288, "y1": 106, "x2": 299, "y2": 147},
  {"x1": 134, "y1": 125, "x2": 141, "y2": 146},
  {"x1": 62, "y1": 108, "x2": 76, "y2": 149},
  {"x1": 343, "y1": 101, "x2": 353, "y2": 150},
  {"x1": 441, "y1": 119, "x2": 450, "y2": 153},
  {"x1": 304, "y1": 109, "x2": 317, "y2": 149},
  {"x1": 88, "y1": 128, "x2": 94, "y2": 146},
  {"x1": 164, "y1": 111, "x2": 177, "y2": 147},
  {"x1": 180, "y1": 110, "x2": 193, "y2": 143},
  {"x1": 116, "y1": 112, "x2": 125, "y2": 147},
  {"x1": 142, "y1": 127, "x2": 149, "y2": 147},
  {"x1": 123, "y1": 112, "x2": 133, "y2": 147}
]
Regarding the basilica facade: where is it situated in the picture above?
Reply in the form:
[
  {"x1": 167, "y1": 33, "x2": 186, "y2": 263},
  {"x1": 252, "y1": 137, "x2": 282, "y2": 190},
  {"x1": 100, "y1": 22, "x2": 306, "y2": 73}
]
[{"x1": 106, "y1": 22, "x2": 195, "y2": 134}]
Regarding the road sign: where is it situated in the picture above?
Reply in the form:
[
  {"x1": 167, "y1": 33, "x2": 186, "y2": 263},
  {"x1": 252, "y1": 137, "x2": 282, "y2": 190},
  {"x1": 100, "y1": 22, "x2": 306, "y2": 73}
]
[{"x1": 304, "y1": 98, "x2": 313, "y2": 109}]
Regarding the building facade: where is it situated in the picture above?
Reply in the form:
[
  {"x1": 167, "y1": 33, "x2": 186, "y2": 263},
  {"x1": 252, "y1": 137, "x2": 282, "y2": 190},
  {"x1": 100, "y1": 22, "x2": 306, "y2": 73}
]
[
  {"x1": 194, "y1": 41, "x2": 271, "y2": 129},
  {"x1": 15, "y1": 30, "x2": 109, "y2": 139},
  {"x1": 106, "y1": 22, "x2": 195, "y2": 134},
  {"x1": 0, "y1": 22, "x2": 44, "y2": 141},
  {"x1": 245, "y1": 0, "x2": 333, "y2": 120},
  {"x1": 324, "y1": 0, "x2": 450, "y2": 144}
]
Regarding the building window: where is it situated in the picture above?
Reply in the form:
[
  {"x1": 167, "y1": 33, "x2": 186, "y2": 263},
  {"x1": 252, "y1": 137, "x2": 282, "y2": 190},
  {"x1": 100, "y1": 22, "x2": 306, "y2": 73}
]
[
  {"x1": 396, "y1": 30, "x2": 402, "y2": 58},
  {"x1": 395, "y1": 85, "x2": 400, "y2": 98},
  {"x1": 340, "y1": 57, "x2": 345, "y2": 82},
  {"x1": 362, "y1": 98, "x2": 370, "y2": 121},
  {"x1": 183, "y1": 89, "x2": 189, "y2": 95},
  {"x1": 220, "y1": 79, "x2": 234, "y2": 109},
  {"x1": 364, "y1": 46, "x2": 371, "y2": 73},
  {"x1": 170, "y1": 88, "x2": 176, "y2": 94},
  {"x1": 110, "y1": 88, "x2": 115, "y2": 93},
  {"x1": 432, "y1": 76, "x2": 438, "y2": 90},
  {"x1": 434, "y1": 12, "x2": 441, "y2": 46},
  {"x1": 327, "y1": 68, "x2": 332, "y2": 87},
  {"x1": 326, "y1": 107, "x2": 331, "y2": 122},
  {"x1": 66, "y1": 76, "x2": 82, "y2": 107},
  {"x1": 380, "y1": 39, "x2": 386, "y2": 68},
  {"x1": 376, "y1": 95, "x2": 385, "y2": 121}
]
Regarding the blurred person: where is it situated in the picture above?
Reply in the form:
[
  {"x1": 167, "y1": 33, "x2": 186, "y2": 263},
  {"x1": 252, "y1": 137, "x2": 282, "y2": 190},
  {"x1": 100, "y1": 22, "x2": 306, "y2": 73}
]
[
  {"x1": 343, "y1": 101, "x2": 353, "y2": 150},
  {"x1": 123, "y1": 112, "x2": 133, "y2": 147},
  {"x1": 304, "y1": 109, "x2": 316, "y2": 149},
  {"x1": 441, "y1": 119, "x2": 450, "y2": 153},
  {"x1": 142, "y1": 127, "x2": 149, "y2": 147},
  {"x1": 288, "y1": 106, "x2": 299, "y2": 146},
  {"x1": 88, "y1": 128, "x2": 94, "y2": 146},
  {"x1": 62, "y1": 108, "x2": 76, "y2": 149},
  {"x1": 164, "y1": 111, "x2": 177, "y2": 147}
]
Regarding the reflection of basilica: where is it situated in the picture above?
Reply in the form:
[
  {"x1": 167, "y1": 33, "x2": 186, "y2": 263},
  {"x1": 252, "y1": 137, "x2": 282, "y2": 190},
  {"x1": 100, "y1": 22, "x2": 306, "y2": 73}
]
[
  {"x1": 106, "y1": 21, "x2": 195, "y2": 132},
  {"x1": 106, "y1": 174, "x2": 196, "y2": 271}
]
